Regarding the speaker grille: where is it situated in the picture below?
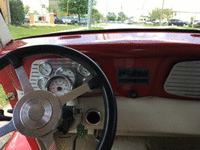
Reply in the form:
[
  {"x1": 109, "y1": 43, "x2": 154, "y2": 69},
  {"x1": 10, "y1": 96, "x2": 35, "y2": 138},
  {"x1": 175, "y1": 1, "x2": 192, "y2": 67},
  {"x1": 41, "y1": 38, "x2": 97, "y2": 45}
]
[{"x1": 164, "y1": 61, "x2": 200, "y2": 98}]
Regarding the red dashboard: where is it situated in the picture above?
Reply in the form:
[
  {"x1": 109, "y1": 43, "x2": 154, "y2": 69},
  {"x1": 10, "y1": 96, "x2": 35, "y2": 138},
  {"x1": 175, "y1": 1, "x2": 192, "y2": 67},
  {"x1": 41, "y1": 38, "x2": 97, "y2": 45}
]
[{"x1": 1, "y1": 30, "x2": 200, "y2": 101}]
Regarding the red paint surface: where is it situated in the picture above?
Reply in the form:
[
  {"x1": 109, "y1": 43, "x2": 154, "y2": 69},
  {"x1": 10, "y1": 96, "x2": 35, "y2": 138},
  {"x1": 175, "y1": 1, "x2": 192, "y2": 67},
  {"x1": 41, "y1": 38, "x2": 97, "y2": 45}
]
[
  {"x1": 1, "y1": 31, "x2": 200, "y2": 100},
  {"x1": 5, "y1": 132, "x2": 39, "y2": 150},
  {"x1": 1, "y1": 30, "x2": 200, "y2": 149}
]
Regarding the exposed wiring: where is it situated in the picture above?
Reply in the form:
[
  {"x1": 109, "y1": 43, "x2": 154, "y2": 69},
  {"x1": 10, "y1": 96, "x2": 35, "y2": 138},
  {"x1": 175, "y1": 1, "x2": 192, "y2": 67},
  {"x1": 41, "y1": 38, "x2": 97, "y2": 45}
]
[{"x1": 72, "y1": 135, "x2": 78, "y2": 150}]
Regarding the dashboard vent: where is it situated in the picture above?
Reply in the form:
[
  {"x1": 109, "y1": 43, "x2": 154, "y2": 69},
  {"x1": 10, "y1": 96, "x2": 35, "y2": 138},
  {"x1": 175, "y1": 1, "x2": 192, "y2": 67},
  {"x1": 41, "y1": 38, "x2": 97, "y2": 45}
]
[
  {"x1": 164, "y1": 61, "x2": 200, "y2": 98},
  {"x1": 118, "y1": 69, "x2": 150, "y2": 85}
]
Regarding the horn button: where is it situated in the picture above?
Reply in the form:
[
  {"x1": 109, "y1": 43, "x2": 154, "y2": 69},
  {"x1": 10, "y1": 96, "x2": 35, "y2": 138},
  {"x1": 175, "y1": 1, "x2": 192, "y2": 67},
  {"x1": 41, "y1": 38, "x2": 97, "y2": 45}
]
[
  {"x1": 20, "y1": 98, "x2": 52, "y2": 129},
  {"x1": 13, "y1": 90, "x2": 61, "y2": 137}
]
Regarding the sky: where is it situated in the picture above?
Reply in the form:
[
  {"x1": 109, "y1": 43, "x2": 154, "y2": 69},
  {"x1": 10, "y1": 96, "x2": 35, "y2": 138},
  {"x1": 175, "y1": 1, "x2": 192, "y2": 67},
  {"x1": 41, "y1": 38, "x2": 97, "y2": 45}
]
[
  {"x1": 94, "y1": 0, "x2": 200, "y2": 18},
  {"x1": 22, "y1": 0, "x2": 200, "y2": 21}
]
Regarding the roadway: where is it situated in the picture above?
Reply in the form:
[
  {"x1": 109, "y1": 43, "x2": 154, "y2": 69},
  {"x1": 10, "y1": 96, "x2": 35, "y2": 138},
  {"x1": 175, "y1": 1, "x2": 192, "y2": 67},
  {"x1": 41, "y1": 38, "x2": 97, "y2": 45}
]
[{"x1": 103, "y1": 23, "x2": 179, "y2": 29}]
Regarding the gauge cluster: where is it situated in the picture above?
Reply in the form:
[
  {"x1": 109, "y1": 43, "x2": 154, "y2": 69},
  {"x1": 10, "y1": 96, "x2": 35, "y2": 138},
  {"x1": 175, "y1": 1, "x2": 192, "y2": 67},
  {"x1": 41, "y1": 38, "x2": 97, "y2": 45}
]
[{"x1": 29, "y1": 58, "x2": 91, "y2": 96}]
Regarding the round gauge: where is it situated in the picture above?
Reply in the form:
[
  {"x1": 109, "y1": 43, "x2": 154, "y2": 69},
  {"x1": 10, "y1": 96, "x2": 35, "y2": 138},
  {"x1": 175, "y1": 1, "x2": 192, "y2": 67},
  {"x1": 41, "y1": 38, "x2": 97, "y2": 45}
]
[
  {"x1": 39, "y1": 62, "x2": 52, "y2": 76},
  {"x1": 37, "y1": 77, "x2": 48, "y2": 90},
  {"x1": 77, "y1": 65, "x2": 91, "y2": 77},
  {"x1": 56, "y1": 68, "x2": 76, "y2": 84},
  {"x1": 46, "y1": 75, "x2": 72, "y2": 97}
]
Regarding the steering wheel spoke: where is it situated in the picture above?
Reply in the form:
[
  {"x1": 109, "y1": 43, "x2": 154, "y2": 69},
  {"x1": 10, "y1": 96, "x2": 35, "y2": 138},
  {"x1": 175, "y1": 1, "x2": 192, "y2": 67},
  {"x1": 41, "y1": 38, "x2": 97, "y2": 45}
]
[
  {"x1": 15, "y1": 66, "x2": 34, "y2": 94},
  {"x1": 58, "y1": 75, "x2": 101, "y2": 106},
  {"x1": 0, "y1": 119, "x2": 16, "y2": 137},
  {"x1": 40, "y1": 131, "x2": 57, "y2": 150},
  {"x1": 58, "y1": 83, "x2": 91, "y2": 106}
]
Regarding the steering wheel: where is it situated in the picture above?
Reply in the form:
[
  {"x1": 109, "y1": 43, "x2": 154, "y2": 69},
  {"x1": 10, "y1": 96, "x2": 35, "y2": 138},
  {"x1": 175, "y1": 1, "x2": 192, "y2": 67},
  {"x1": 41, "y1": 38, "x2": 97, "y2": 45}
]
[{"x1": 0, "y1": 45, "x2": 117, "y2": 150}]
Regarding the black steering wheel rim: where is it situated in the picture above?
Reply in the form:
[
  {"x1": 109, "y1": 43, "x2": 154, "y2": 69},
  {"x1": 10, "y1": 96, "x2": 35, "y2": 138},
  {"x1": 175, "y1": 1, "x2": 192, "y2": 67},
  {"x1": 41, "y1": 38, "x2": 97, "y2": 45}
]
[{"x1": 0, "y1": 44, "x2": 117, "y2": 150}]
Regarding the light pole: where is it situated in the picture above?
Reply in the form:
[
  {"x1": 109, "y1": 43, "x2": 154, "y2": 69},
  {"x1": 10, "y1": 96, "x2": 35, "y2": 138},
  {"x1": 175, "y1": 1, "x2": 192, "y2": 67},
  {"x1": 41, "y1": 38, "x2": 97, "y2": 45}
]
[
  {"x1": 160, "y1": 0, "x2": 165, "y2": 26},
  {"x1": 106, "y1": 0, "x2": 108, "y2": 23},
  {"x1": 38, "y1": 0, "x2": 43, "y2": 15},
  {"x1": 121, "y1": 3, "x2": 123, "y2": 22},
  {"x1": 66, "y1": 0, "x2": 70, "y2": 24},
  {"x1": 87, "y1": 0, "x2": 92, "y2": 30}
]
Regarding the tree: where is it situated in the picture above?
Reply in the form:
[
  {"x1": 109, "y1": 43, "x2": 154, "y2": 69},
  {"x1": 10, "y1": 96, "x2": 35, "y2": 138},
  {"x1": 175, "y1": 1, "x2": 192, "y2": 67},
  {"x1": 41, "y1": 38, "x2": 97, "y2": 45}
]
[
  {"x1": 33, "y1": 10, "x2": 39, "y2": 15},
  {"x1": 92, "y1": 8, "x2": 101, "y2": 21},
  {"x1": 149, "y1": 8, "x2": 176, "y2": 21},
  {"x1": 107, "y1": 12, "x2": 116, "y2": 21},
  {"x1": 191, "y1": 16, "x2": 195, "y2": 22},
  {"x1": 10, "y1": 0, "x2": 25, "y2": 25},
  {"x1": 149, "y1": 8, "x2": 161, "y2": 20},
  {"x1": 46, "y1": 6, "x2": 57, "y2": 14},
  {"x1": 24, "y1": 5, "x2": 30, "y2": 15},
  {"x1": 59, "y1": 11, "x2": 67, "y2": 17},
  {"x1": 117, "y1": 12, "x2": 127, "y2": 21},
  {"x1": 163, "y1": 9, "x2": 176, "y2": 21},
  {"x1": 58, "y1": 0, "x2": 96, "y2": 22}
]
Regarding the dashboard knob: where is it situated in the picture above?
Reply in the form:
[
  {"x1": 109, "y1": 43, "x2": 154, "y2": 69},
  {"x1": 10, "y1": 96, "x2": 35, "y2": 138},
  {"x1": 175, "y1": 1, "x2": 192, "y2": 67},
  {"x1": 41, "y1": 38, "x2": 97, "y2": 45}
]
[{"x1": 130, "y1": 90, "x2": 138, "y2": 98}]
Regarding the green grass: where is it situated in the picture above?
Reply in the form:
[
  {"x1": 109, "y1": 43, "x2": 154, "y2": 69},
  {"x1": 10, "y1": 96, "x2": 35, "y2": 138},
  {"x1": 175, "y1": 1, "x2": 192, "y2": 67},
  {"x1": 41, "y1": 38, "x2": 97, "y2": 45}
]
[
  {"x1": 182, "y1": 26, "x2": 200, "y2": 30},
  {"x1": 9, "y1": 25, "x2": 85, "y2": 39},
  {"x1": 0, "y1": 85, "x2": 9, "y2": 109},
  {"x1": 82, "y1": 27, "x2": 104, "y2": 31},
  {"x1": 91, "y1": 27, "x2": 104, "y2": 30},
  {"x1": 142, "y1": 24, "x2": 158, "y2": 27},
  {"x1": 99, "y1": 23, "x2": 108, "y2": 26},
  {"x1": 166, "y1": 27, "x2": 180, "y2": 29},
  {"x1": 166, "y1": 26, "x2": 200, "y2": 30}
]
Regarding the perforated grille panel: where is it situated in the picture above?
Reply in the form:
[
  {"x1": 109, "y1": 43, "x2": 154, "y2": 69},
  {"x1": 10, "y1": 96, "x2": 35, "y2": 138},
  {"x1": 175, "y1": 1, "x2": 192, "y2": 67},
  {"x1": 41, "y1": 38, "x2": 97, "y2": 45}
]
[{"x1": 164, "y1": 61, "x2": 200, "y2": 98}]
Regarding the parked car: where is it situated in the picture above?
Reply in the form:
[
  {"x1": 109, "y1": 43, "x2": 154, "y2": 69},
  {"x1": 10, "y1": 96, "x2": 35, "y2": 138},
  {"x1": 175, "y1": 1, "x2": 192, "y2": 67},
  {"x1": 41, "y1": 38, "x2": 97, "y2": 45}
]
[
  {"x1": 168, "y1": 19, "x2": 184, "y2": 26},
  {"x1": 79, "y1": 18, "x2": 87, "y2": 25},
  {"x1": 183, "y1": 21, "x2": 189, "y2": 26},
  {"x1": 145, "y1": 20, "x2": 154, "y2": 25},
  {"x1": 23, "y1": 18, "x2": 29, "y2": 24},
  {"x1": 193, "y1": 20, "x2": 200, "y2": 27},
  {"x1": 54, "y1": 16, "x2": 64, "y2": 24},
  {"x1": 61, "y1": 16, "x2": 73, "y2": 24},
  {"x1": 125, "y1": 20, "x2": 133, "y2": 24},
  {"x1": 190, "y1": 20, "x2": 200, "y2": 24},
  {"x1": 152, "y1": 20, "x2": 159, "y2": 25},
  {"x1": 71, "y1": 17, "x2": 79, "y2": 24}
]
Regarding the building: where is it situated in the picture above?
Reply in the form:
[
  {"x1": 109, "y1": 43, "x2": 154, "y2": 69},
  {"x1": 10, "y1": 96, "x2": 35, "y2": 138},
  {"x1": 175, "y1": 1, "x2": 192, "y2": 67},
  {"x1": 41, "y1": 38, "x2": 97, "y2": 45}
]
[
  {"x1": 174, "y1": 11, "x2": 200, "y2": 22},
  {"x1": 22, "y1": 0, "x2": 49, "y2": 15},
  {"x1": 0, "y1": 0, "x2": 11, "y2": 24}
]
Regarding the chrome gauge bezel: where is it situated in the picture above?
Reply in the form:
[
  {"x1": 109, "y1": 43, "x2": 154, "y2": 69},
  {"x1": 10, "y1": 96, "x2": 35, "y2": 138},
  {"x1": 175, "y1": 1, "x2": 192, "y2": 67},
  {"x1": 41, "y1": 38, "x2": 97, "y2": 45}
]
[
  {"x1": 55, "y1": 67, "x2": 76, "y2": 84},
  {"x1": 46, "y1": 75, "x2": 73, "y2": 96},
  {"x1": 77, "y1": 64, "x2": 91, "y2": 77},
  {"x1": 38, "y1": 62, "x2": 53, "y2": 76},
  {"x1": 37, "y1": 77, "x2": 48, "y2": 90}
]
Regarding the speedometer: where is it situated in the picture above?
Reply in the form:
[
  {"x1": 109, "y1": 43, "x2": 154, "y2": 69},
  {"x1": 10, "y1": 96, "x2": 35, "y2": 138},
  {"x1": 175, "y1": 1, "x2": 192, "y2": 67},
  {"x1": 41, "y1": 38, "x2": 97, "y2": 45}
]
[
  {"x1": 56, "y1": 68, "x2": 75, "y2": 84},
  {"x1": 46, "y1": 75, "x2": 72, "y2": 97}
]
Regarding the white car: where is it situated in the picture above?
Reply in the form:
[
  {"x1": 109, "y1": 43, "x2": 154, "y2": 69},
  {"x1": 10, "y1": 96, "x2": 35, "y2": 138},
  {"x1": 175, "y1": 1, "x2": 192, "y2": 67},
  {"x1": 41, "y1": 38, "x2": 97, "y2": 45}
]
[
  {"x1": 145, "y1": 20, "x2": 154, "y2": 24},
  {"x1": 125, "y1": 20, "x2": 132, "y2": 24},
  {"x1": 61, "y1": 16, "x2": 72, "y2": 24}
]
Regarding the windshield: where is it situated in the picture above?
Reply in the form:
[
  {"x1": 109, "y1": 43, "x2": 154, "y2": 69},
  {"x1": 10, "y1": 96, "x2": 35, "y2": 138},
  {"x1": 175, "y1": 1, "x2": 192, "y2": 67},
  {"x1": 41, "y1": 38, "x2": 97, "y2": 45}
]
[{"x1": 2, "y1": 0, "x2": 200, "y2": 39}]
